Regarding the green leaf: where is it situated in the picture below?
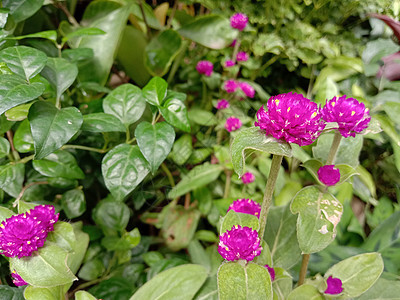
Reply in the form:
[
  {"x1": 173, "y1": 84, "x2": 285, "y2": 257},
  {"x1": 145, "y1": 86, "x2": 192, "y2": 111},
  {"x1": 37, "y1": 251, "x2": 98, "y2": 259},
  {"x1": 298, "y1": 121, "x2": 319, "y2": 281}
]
[
  {"x1": 178, "y1": 15, "x2": 237, "y2": 49},
  {"x1": 168, "y1": 163, "x2": 223, "y2": 199},
  {"x1": 78, "y1": 3, "x2": 131, "y2": 85},
  {"x1": 170, "y1": 134, "x2": 192, "y2": 165},
  {"x1": 314, "y1": 77, "x2": 338, "y2": 105},
  {"x1": 265, "y1": 205, "x2": 301, "y2": 269},
  {"x1": 159, "y1": 92, "x2": 191, "y2": 132},
  {"x1": 78, "y1": 258, "x2": 105, "y2": 281},
  {"x1": 130, "y1": 264, "x2": 207, "y2": 300},
  {"x1": 5, "y1": 31, "x2": 58, "y2": 43},
  {"x1": 32, "y1": 150, "x2": 85, "y2": 179},
  {"x1": 5, "y1": 102, "x2": 33, "y2": 121},
  {"x1": 81, "y1": 113, "x2": 126, "y2": 133},
  {"x1": 102, "y1": 83, "x2": 146, "y2": 127},
  {"x1": 135, "y1": 121, "x2": 175, "y2": 174},
  {"x1": 0, "y1": 46, "x2": 47, "y2": 81},
  {"x1": 355, "y1": 278, "x2": 400, "y2": 300},
  {"x1": 0, "y1": 137, "x2": 10, "y2": 159},
  {"x1": 40, "y1": 57, "x2": 78, "y2": 100},
  {"x1": 0, "y1": 163, "x2": 24, "y2": 197},
  {"x1": 131, "y1": 2, "x2": 162, "y2": 30},
  {"x1": 0, "y1": 285, "x2": 25, "y2": 300},
  {"x1": 143, "y1": 251, "x2": 164, "y2": 267},
  {"x1": 325, "y1": 253, "x2": 384, "y2": 297},
  {"x1": 188, "y1": 109, "x2": 217, "y2": 126},
  {"x1": 11, "y1": 243, "x2": 77, "y2": 287},
  {"x1": 93, "y1": 198, "x2": 130, "y2": 232},
  {"x1": 0, "y1": 206, "x2": 15, "y2": 223},
  {"x1": 75, "y1": 291, "x2": 97, "y2": 300},
  {"x1": 68, "y1": 223, "x2": 89, "y2": 274},
  {"x1": 218, "y1": 262, "x2": 272, "y2": 300},
  {"x1": 272, "y1": 268, "x2": 293, "y2": 300},
  {"x1": 291, "y1": 186, "x2": 343, "y2": 254},
  {"x1": 62, "y1": 27, "x2": 106, "y2": 44},
  {"x1": 61, "y1": 189, "x2": 86, "y2": 219},
  {"x1": 102, "y1": 144, "x2": 150, "y2": 201},
  {"x1": 144, "y1": 30, "x2": 182, "y2": 77},
  {"x1": 13, "y1": 119, "x2": 34, "y2": 153},
  {"x1": 220, "y1": 210, "x2": 259, "y2": 234},
  {"x1": 302, "y1": 159, "x2": 359, "y2": 186},
  {"x1": 0, "y1": 74, "x2": 45, "y2": 115},
  {"x1": 287, "y1": 284, "x2": 324, "y2": 300},
  {"x1": 62, "y1": 48, "x2": 94, "y2": 64},
  {"x1": 2, "y1": 0, "x2": 44, "y2": 23},
  {"x1": 142, "y1": 76, "x2": 168, "y2": 106},
  {"x1": 46, "y1": 221, "x2": 76, "y2": 252},
  {"x1": 231, "y1": 127, "x2": 292, "y2": 177},
  {"x1": 101, "y1": 228, "x2": 140, "y2": 251},
  {"x1": 28, "y1": 101, "x2": 83, "y2": 160}
]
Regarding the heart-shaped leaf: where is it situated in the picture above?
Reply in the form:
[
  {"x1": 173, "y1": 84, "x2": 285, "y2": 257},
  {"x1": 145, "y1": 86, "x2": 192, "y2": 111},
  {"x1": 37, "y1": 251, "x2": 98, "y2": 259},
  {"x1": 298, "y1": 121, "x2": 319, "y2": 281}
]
[
  {"x1": 135, "y1": 121, "x2": 175, "y2": 174},
  {"x1": 0, "y1": 137, "x2": 10, "y2": 159},
  {"x1": 28, "y1": 101, "x2": 83, "y2": 160},
  {"x1": 61, "y1": 189, "x2": 86, "y2": 219},
  {"x1": 102, "y1": 144, "x2": 150, "y2": 201},
  {"x1": 0, "y1": 163, "x2": 24, "y2": 197},
  {"x1": 2, "y1": 0, "x2": 44, "y2": 23},
  {"x1": 142, "y1": 76, "x2": 168, "y2": 106},
  {"x1": 81, "y1": 113, "x2": 125, "y2": 133},
  {"x1": 13, "y1": 119, "x2": 34, "y2": 153},
  {"x1": 159, "y1": 92, "x2": 190, "y2": 132}
]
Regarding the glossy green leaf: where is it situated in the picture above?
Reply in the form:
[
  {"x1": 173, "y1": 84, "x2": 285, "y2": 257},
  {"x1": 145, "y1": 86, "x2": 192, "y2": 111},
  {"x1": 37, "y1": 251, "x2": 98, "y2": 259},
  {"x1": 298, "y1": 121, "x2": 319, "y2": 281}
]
[
  {"x1": 188, "y1": 109, "x2": 217, "y2": 126},
  {"x1": 40, "y1": 57, "x2": 78, "y2": 100},
  {"x1": 46, "y1": 221, "x2": 76, "y2": 252},
  {"x1": 101, "y1": 228, "x2": 140, "y2": 251},
  {"x1": 142, "y1": 76, "x2": 168, "y2": 106},
  {"x1": 78, "y1": 258, "x2": 105, "y2": 281},
  {"x1": 61, "y1": 189, "x2": 86, "y2": 219},
  {"x1": 159, "y1": 92, "x2": 191, "y2": 132},
  {"x1": 28, "y1": 101, "x2": 83, "y2": 160},
  {"x1": 32, "y1": 150, "x2": 85, "y2": 179},
  {"x1": 325, "y1": 253, "x2": 384, "y2": 297},
  {"x1": 220, "y1": 210, "x2": 259, "y2": 234},
  {"x1": 287, "y1": 284, "x2": 324, "y2": 300},
  {"x1": 75, "y1": 291, "x2": 97, "y2": 300},
  {"x1": 5, "y1": 31, "x2": 58, "y2": 43},
  {"x1": 178, "y1": 15, "x2": 237, "y2": 49},
  {"x1": 102, "y1": 144, "x2": 150, "y2": 201},
  {"x1": 0, "y1": 46, "x2": 47, "y2": 81},
  {"x1": 231, "y1": 127, "x2": 292, "y2": 177},
  {"x1": 291, "y1": 186, "x2": 343, "y2": 254},
  {"x1": 5, "y1": 102, "x2": 33, "y2": 121},
  {"x1": 81, "y1": 113, "x2": 126, "y2": 133},
  {"x1": 62, "y1": 27, "x2": 106, "y2": 44},
  {"x1": 131, "y1": 2, "x2": 162, "y2": 30},
  {"x1": 67, "y1": 223, "x2": 90, "y2": 274},
  {"x1": 13, "y1": 119, "x2": 34, "y2": 153},
  {"x1": 168, "y1": 163, "x2": 223, "y2": 199},
  {"x1": 2, "y1": 0, "x2": 43, "y2": 23},
  {"x1": 170, "y1": 134, "x2": 192, "y2": 165},
  {"x1": 0, "y1": 163, "x2": 24, "y2": 197},
  {"x1": 218, "y1": 262, "x2": 272, "y2": 300},
  {"x1": 0, "y1": 137, "x2": 10, "y2": 159},
  {"x1": 130, "y1": 264, "x2": 207, "y2": 300},
  {"x1": 62, "y1": 48, "x2": 94, "y2": 64},
  {"x1": 0, "y1": 75, "x2": 45, "y2": 115},
  {"x1": 356, "y1": 278, "x2": 400, "y2": 300},
  {"x1": 11, "y1": 244, "x2": 77, "y2": 287},
  {"x1": 78, "y1": 3, "x2": 131, "y2": 85},
  {"x1": 135, "y1": 121, "x2": 175, "y2": 174},
  {"x1": 102, "y1": 84, "x2": 146, "y2": 127},
  {"x1": 93, "y1": 198, "x2": 130, "y2": 232},
  {"x1": 144, "y1": 30, "x2": 182, "y2": 77}
]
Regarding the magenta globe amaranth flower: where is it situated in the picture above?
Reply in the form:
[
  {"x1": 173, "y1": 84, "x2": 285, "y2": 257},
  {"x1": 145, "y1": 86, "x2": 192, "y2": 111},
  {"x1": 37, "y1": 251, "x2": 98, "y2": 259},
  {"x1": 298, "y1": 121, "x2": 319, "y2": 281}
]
[
  {"x1": 321, "y1": 95, "x2": 371, "y2": 138},
  {"x1": 224, "y1": 79, "x2": 238, "y2": 93},
  {"x1": 239, "y1": 82, "x2": 255, "y2": 98},
  {"x1": 241, "y1": 172, "x2": 255, "y2": 184},
  {"x1": 12, "y1": 270, "x2": 28, "y2": 286},
  {"x1": 224, "y1": 60, "x2": 235, "y2": 67},
  {"x1": 236, "y1": 51, "x2": 249, "y2": 62},
  {"x1": 196, "y1": 60, "x2": 213, "y2": 76},
  {"x1": 0, "y1": 205, "x2": 59, "y2": 258},
  {"x1": 225, "y1": 117, "x2": 242, "y2": 132},
  {"x1": 255, "y1": 92, "x2": 325, "y2": 146},
  {"x1": 264, "y1": 265, "x2": 275, "y2": 281},
  {"x1": 318, "y1": 165, "x2": 340, "y2": 186},
  {"x1": 216, "y1": 99, "x2": 230, "y2": 110},
  {"x1": 218, "y1": 225, "x2": 262, "y2": 261},
  {"x1": 230, "y1": 13, "x2": 248, "y2": 31},
  {"x1": 325, "y1": 276, "x2": 343, "y2": 295},
  {"x1": 227, "y1": 198, "x2": 261, "y2": 218}
]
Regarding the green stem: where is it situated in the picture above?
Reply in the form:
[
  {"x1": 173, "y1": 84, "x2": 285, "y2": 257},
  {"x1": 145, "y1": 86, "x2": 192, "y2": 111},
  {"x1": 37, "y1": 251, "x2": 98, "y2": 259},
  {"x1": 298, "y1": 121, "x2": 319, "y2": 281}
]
[
  {"x1": 125, "y1": 127, "x2": 131, "y2": 143},
  {"x1": 326, "y1": 131, "x2": 342, "y2": 165},
  {"x1": 232, "y1": 35, "x2": 241, "y2": 63},
  {"x1": 258, "y1": 154, "x2": 283, "y2": 240},
  {"x1": 55, "y1": 96, "x2": 61, "y2": 109},
  {"x1": 138, "y1": 0, "x2": 151, "y2": 39},
  {"x1": 15, "y1": 154, "x2": 34, "y2": 164},
  {"x1": 161, "y1": 163, "x2": 175, "y2": 187},
  {"x1": 61, "y1": 145, "x2": 109, "y2": 153},
  {"x1": 167, "y1": 40, "x2": 188, "y2": 84},
  {"x1": 251, "y1": 55, "x2": 280, "y2": 81},
  {"x1": 223, "y1": 170, "x2": 232, "y2": 198},
  {"x1": 298, "y1": 253, "x2": 310, "y2": 286}
]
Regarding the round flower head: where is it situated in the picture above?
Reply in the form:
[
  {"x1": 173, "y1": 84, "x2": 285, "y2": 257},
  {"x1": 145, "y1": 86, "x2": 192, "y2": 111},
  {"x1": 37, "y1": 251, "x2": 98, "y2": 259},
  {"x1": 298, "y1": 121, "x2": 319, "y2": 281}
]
[
  {"x1": 318, "y1": 165, "x2": 340, "y2": 186},
  {"x1": 227, "y1": 198, "x2": 261, "y2": 218},
  {"x1": 225, "y1": 117, "x2": 242, "y2": 132},
  {"x1": 230, "y1": 39, "x2": 237, "y2": 47},
  {"x1": 0, "y1": 205, "x2": 58, "y2": 258},
  {"x1": 216, "y1": 99, "x2": 230, "y2": 110},
  {"x1": 196, "y1": 60, "x2": 213, "y2": 76},
  {"x1": 224, "y1": 60, "x2": 235, "y2": 68},
  {"x1": 12, "y1": 270, "x2": 28, "y2": 286},
  {"x1": 239, "y1": 82, "x2": 255, "y2": 98},
  {"x1": 224, "y1": 79, "x2": 238, "y2": 93},
  {"x1": 325, "y1": 276, "x2": 343, "y2": 295},
  {"x1": 241, "y1": 172, "x2": 255, "y2": 184},
  {"x1": 321, "y1": 95, "x2": 371, "y2": 138},
  {"x1": 255, "y1": 92, "x2": 325, "y2": 146},
  {"x1": 265, "y1": 265, "x2": 275, "y2": 281},
  {"x1": 230, "y1": 13, "x2": 248, "y2": 31},
  {"x1": 218, "y1": 225, "x2": 262, "y2": 261},
  {"x1": 236, "y1": 51, "x2": 249, "y2": 62}
]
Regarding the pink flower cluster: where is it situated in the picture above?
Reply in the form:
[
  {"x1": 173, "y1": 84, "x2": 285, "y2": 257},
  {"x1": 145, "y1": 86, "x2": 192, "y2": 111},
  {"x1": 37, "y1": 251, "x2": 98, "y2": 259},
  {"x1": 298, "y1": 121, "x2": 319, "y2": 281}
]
[
  {"x1": 227, "y1": 198, "x2": 261, "y2": 218},
  {"x1": 224, "y1": 60, "x2": 235, "y2": 68},
  {"x1": 241, "y1": 172, "x2": 255, "y2": 184},
  {"x1": 236, "y1": 51, "x2": 249, "y2": 62},
  {"x1": 230, "y1": 13, "x2": 248, "y2": 31},
  {"x1": 12, "y1": 270, "x2": 27, "y2": 286},
  {"x1": 318, "y1": 165, "x2": 340, "y2": 186},
  {"x1": 325, "y1": 276, "x2": 343, "y2": 295},
  {"x1": 216, "y1": 99, "x2": 230, "y2": 110},
  {"x1": 196, "y1": 60, "x2": 213, "y2": 76},
  {"x1": 265, "y1": 265, "x2": 275, "y2": 281},
  {"x1": 225, "y1": 116, "x2": 242, "y2": 132},
  {"x1": 0, "y1": 205, "x2": 59, "y2": 258},
  {"x1": 218, "y1": 225, "x2": 262, "y2": 261}
]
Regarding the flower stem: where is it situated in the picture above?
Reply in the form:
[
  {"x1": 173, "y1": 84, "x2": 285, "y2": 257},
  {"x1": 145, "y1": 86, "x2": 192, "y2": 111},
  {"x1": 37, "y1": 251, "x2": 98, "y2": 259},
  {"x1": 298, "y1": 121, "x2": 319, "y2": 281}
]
[
  {"x1": 223, "y1": 170, "x2": 232, "y2": 198},
  {"x1": 326, "y1": 131, "x2": 342, "y2": 165},
  {"x1": 298, "y1": 253, "x2": 310, "y2": 286},
  {"x1": 258, "y1": 154, "x2": 283, "y2": 240}
]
